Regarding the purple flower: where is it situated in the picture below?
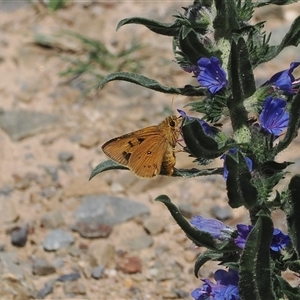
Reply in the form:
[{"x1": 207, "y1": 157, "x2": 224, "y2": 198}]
[
  {"x1": 191, "y1": 269, "x2": 240, "y2": 300},
  {"x1": 234, "y1": 225, "x2": 291, "y2": 252},
  {"x1": 270, "y1": 229, "x2": 291, "y2": 252},
  {"x1": 197, "y1": 56, "x2": 227, "y2": 94},
  {"x1": 259, "y1": 96, "x2": 289, "y2": 137},
  {"x1": 190, "y1": 215, "x2": 232, "y2": 239},
  {"x1": 220, "y1": 148, "x2": 253, "y2": 180},
  {"x1": 234, "y1": 224, "x2": 253, "y2": 249},
  {"x1": 268, "y1": 62, "x2": 300, "y2": 94},
  {"x1": 177, "y1": 109, "x2": 215, "y2": 136},
  {"x1": 182, "y1": 64, "x2": 200, "y2": 77}
]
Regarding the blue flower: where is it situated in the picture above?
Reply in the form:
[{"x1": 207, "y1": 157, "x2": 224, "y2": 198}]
[
  {"x1": 190, "y1": 215, "x2": 232, "y2": 239},
  {"x1": 197, "y1": 56, "x2": 227, "y2": 94},
  {"x1": 220, "y1": 148, "x2": 253, "y2": 180},
  {"x1": 259, "y1": 96, "x2": 289, "y2": 138},
  {"x1": 235, "y1": 225, "x2": 291, "y2": 252},
  {"x1": 270, "y1": 229, "x2": 291, "y2": 252},
  {"x1": 177, "y1": 109, "x2": 215, "y2": 136},
  {"x1": 191, "y1": 269, "x2": 240, "y2": 300},
  {"x1": 181, "y1": 64, "x2": 200, "y2": 77},
  {"x1": 268, "y1": 62, "x2": 300, "y2": 94}
]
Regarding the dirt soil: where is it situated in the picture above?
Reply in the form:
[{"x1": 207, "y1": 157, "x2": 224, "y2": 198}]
[{"x1": 0, "y1": 1, "x2": 300, "y2": 300}]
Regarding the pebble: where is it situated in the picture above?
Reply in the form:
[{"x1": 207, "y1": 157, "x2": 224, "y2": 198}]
[
  {"x1": 0, "y1": 198, "x2": 19, "y2": 223},
  {"x1": 11, "y1": 226, "x2": 28, "y2": 247},
  {"x1": 211, "y1": 205, "x2": 232, "y2": 221},
  {"x1": 41, "y1": 211, "x2": 65, "y2": 229},
  {"x1": 57, "y1": 272, "x2": 81, "y2": 282},
  {"x1": 74, "y1": 194, "x2": 150, "y2": 226},
  {"x1": 91, "y1": 266, "x2": 105, "y2": 279},
  {"x1": 0, "y1": 109, "x2": 60, "y2": 141},
  {"x1": 64, "y1": 281, "x2": 86, "y2": 296},
  {"x1": 116, "y1": 254, "x2": 142, "y2": 274},
  {"x1": 72, "y1": 219, "x2": 112, "y2": 238},
  {"x1": 58, "y1": 151, "x2": 74, "y2": 162},
  {"x1": 143, "y1": 217, "x2": 165, "y2": 235},
  {"x1": 79, "y1": 133, "x2": 100, "y2": 148},
  {"x1": 36, "y1": 280, "x2": 55, "y2": 299},
  {"x1": 127, "y1": 234, "x2": 153, "y2": 251},
  {"x1": 43, "y1": 229, "x2": 74, "y2": 251},
  {"x1": 89, "y1": 240, "x2": 115, "y2": 267},
  {"x1": 178, "y1": 203, "x2": 194, "y2": 219},
  {"x1": 32, "y1": 257, "x2": 56, "y2": 276}
]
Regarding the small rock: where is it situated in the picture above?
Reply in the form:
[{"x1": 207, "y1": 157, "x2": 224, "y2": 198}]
[
  {"x1": 184, "y1": 250, "x2": 197, "y2": 262},
  {"x1": 0, "y1": 109, "x2": 60, "y2": 141},
  {"x1": 0, "y1": 198, "x2": 19, "y2": 223},
  {"x1": 13, "y1": 174, "x2": 32, "y2": 190},
  {"x1": 127, "y1": 234, "x2": 153, "y2": 251},
  {"x1": 91, "y1": 266, "x2": 105, "y2": 279},
  {"x1": 36, "y1": 280, "x2": 55, "y2": 299},
  {"x1": 43, "y1": 229, "x2": 74, "y2": 251},
  {"x1": 58, "y1": 151, "x2": 74, "y2": 162},
  {"x1": 79, "y1": 133, "x2": 100, "y2": 148},
  {"x1": 11, "y1": 226, "x2": 28, "y2": 247},
  {"x1": 64, "y1": 281, "x2": 86, "y2": 296},
  {"x1": 0, "y1": 185, "x2": 13, "y2": 196},
  {"x1": 74, "y1": 194, "x2": 150, "y2": 226},
  {"x1": 40, "y1": 186, "x2": 57, "y2": 199},
  {"x1": 57, "y1": 272, "x2": 81, "y2": 282},
  {"x1": 68, "y1": 246, "x2": 81, "y2": 258},
  {"x1": 211, "y1": 205, "x2": 233, "y2": 221},
  {"x1": 116, "y1": 254, "x2": 142, "y2": 274},
  {"x1": 173, "y1": 288, "x2": 189, "y2": 299},
  {"x1": 32, "y1": 258, "x2": 56, "y2": 276},
  {"x1": 178, "y1": 203, "x2": 194, "y2": 219},
  {"x1": 72, "y1": 219, "x2": 112, "y2": 238},
  {"x1": 143, "y1": 217, "x2": 165, "y2": 235},
  {"x1": 89, "y1": 240, "x2": 115, "y2": 267},
  {"x1": 41, "y1": 211, "x2": 65, "y2": 229}
]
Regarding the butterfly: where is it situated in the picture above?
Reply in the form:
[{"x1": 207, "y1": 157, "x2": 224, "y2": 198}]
[{"x1": 102, "y1": 116, "x2": 181, "y2": 178}]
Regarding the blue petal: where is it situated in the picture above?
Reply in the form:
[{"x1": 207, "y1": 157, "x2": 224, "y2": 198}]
[{"x1": 197, "y1": 56, "x2": 227, "y2": 94}]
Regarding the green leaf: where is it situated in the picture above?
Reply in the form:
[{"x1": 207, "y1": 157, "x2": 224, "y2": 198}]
[
  {"x1": 286, "y1": 175, "x2": 300, "y2": 258},
  {"x1": 98, "y1": 72, "x2": 202, "y2": 96},
  {"x1": 239, "y1": 215, "x2": 276, "y2": 300},
  {"x1": 214, "y1": 0, "x2": 240, "y2": 35},
  {"x1": 258, "y1": 15, "x2": 300, "y2": 64},
  {"x1": 178, "y1": 27, "x2": 216, "y2": 65},
  {"x1": 229, "y1": 37, "x2": 256, "y2": 99},
  {"x1": 117, "y1": 17, "x2": 181, "y2": 36},
  {"x1": 89, "y1": 160, "x2": 128, "y2": 180},
  {"x1": 254, "y1": 0, "x2": 299, "y2": 7},
  {"x1": 228, "y1": 38, "x2": 254, "y2": 131},
  {"x1": 155, "y1": 195, "x2": 217, "y2": 249},
  {"x1": 226, "y1": 151, "x2": 258, "y2": 208},
  {"x1": 181, "y1": 118, "x2": 232, "y2": 160}
]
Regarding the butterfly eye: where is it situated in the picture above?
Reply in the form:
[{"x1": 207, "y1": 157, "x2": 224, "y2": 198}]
[{"x1": 169, "y1": 120, "x2": 175, "y2": 127}]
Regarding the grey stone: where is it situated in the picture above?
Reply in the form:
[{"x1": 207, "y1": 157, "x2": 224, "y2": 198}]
[
  {"x1": 0, "y1": 109, "x2": 60, "y2": 141},
  {"x1": 11, "y1": 226, "x2": 28, "y2": 247},
  {"x1": 211, "y1": 205, "x2": 233, "y2": 221},
  {"x1": 32, "y1": 258, "x2": 56, "y2": 276},
  {"x1": 74, "y1": 194, "x2": 150, "y2": 226},
  {"x1": 63, "y1": 281, "x2": 86, "y2": 296},
  {"x1": 43, "y1": 229, "x2": 74, "y2": 251},
  {"x1": 91, "y1": 266, "x2": 105, "y2": 279},
  {"x1": 127, "y1": 234, "x2": 153, "y2": 251},
  {"x1": 58, "y1": 151, "x2": 74, "y2": 162},
  {"x1": 72, "y1": 219, "x2": 112, "y2": 238},
  {"x1": 57, "y1": 272, "x2": 81, "y2": 282},
  {"x1": 41, "y1": 211, "x2": 65, "y2": 229},
  {"x1": 178, "y1": 203, "x2": 194, "y2": 219},
  {"x1": 143, "y1": 218, "x2": 165, "y2": 235},
  {"x1": 36, "y1": 280, "x2": 55, "y2": 299}
]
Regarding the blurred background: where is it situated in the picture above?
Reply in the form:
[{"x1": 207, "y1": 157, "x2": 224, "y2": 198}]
[{"x1": 0, "y1": 1, "x2": 300, "y2": 299}]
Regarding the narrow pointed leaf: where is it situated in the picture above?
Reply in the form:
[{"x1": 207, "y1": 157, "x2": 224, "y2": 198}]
[
  {"x1": 98, "y1": 72, "x2": 202, "y2": 96},
  {"x1": 239, "y1": 215, "x2": 276, "y2": 300},
  {"x1": 117, "y1": 17, "x2": 181, "y2": 36},
  {"x1": 287, "y1": 175, "x2": 300, "y2": 258},
  {"x1": 226, "y1": 151, "x2": 258, "y2": 208},
  {"x1": 154, "y1": 195, "x2": 217, "y2": 249},
  {"x1": 89, "y1": 160, "x2": 128, "y2": 180}
]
